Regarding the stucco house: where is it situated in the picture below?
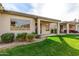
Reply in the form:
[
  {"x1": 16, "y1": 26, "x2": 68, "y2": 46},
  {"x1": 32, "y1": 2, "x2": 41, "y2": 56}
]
[
  {"x1": 0, "y1": 7, "x2": 79, "y2": 36},
  {"x1": 0, "y1": 10, "x2": 61, "y2": 36}
]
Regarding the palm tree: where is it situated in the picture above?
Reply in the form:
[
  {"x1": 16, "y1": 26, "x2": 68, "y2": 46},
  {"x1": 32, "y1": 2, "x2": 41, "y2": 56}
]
[{"x1": 0, "y1": 3, "x2": 4, "y2": 11}]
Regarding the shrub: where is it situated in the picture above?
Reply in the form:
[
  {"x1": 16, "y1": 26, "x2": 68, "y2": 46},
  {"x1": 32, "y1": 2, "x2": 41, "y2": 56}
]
[
  {"x1": 32, "y1": 32, "x2": 37, "y2": 35},
  {"x1": 32, "y1": 32, "x2": 37, "y2": 38},
  {"x1": 31, "y1": 32, "x2": 41, "y2": 39},
  {"x1": 35, "y1": 35, "x2": 41, "y2": 39},
  {"x1": 51, "y1": 29, "x2": 57, "y2": 34},
  {"x1": 1, "y1": 33, "x2": 14, "y2": 43},
  {"x1": 16, "y1": 33, "x2": 27, "y2": 42},
  {"x1": 26, "y1": 33, "x2": 35, "y2": 42}
]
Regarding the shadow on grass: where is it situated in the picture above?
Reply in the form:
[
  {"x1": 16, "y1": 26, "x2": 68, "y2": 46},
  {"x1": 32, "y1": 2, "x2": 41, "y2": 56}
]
[
  {"x1": 0, "y1": 36, "x2": 79, "y2": 56},
  {"x1": 56, "y1": 35, "x2": 79, "y2": 56}
]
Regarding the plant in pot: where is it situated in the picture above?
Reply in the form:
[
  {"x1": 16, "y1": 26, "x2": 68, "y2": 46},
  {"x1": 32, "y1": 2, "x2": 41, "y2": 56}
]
[
  {"x1": 16, "y1": 33, "x2": 27, "y2": 42},
  {"x1": 51, "y1": 29, "x2": 54, "y2": 33},
  {"x1": 54, "y1": 29, "x2": 57, "y2": 34}
]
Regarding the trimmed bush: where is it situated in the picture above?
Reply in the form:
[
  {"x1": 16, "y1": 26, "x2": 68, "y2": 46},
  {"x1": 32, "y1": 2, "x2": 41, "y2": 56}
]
[
  {"x1": 1, "y1": 33, "x2": 14, "y2": 43},
  {"x1": 32, "y1": 32, "x2": 37, "y2": 35},
  {"x1": 26, "y1": 33, "x2": 35, "y2": 42},
  {"x1": 16, "y1": 33, "x2": 27, "y2": 42},
  {"x1": 32, "y1": 32, "x2": 37, "y2": 38},
  {"x1": 35, "y1": 35, "x2": 41, "y2": 39},
  {"x1": 31, "y1": 32, "x2": 41, "y2": 39}
]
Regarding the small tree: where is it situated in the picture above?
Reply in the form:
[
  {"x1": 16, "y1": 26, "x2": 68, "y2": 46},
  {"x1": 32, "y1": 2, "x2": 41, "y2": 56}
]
[{"x1": 0, "y1": 3, "x2": 4, "y2": 12}]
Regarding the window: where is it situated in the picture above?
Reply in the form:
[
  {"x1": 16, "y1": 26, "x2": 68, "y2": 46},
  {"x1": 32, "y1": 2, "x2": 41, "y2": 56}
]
[{"x1": 10, "y1": 18, "x2": 31, "y2": 30}]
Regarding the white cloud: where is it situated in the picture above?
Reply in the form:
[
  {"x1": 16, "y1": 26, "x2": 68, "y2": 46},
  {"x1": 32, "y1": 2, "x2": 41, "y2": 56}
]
[
  {"x1": 60, "y1": 3, "x2": 79, "y2": 21},
  {"x1": 39, "y1": 3, "x2": 65, "y2": 19},
  {"x1": 2, "y1": 2, "x2": 79, "y2": 21},
  {"x1": 31, "y1": 3, "x2": 79, "y2": 21},
  {"x1": 29, "y1": 3, "x2": 67, "y2": 21}
]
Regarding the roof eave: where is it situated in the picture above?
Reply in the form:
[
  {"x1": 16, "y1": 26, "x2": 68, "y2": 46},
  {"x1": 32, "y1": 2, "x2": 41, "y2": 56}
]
[{"x1": 0, "y1": 10, "x2": 61, "y2": 22}]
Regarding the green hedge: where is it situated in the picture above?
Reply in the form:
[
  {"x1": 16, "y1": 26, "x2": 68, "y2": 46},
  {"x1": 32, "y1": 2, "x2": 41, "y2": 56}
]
[
  {"x1": 1, "y1": 33, "x2": 14, "y2": 43},
  {"x1": 16, "y1": 33, "x2": 27, "y2": 42},
  {"x1": 26, "y1": 33, "x2": 35, "y2": 42}
]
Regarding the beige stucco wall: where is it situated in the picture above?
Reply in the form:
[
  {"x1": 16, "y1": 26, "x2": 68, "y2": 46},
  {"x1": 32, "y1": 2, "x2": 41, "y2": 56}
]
[
  {"x1": 0, "y1": 13, "x2": 35, "y2": 35},
  {"x1": 50, "y1": 23, "x2": 57, "y2": 29},
  {"x1": 0, "y1": 13, "x2": 2, "y2": 35},
  {"x1": 69, "y1": 24, "x2": 75, "y2": 30},
  {"x1": 41, "y1": 22, "x2": 51, "y2": 34}
]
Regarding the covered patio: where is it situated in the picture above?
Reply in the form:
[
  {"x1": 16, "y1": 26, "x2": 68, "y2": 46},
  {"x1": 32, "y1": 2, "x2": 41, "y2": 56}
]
[
  {"x1": 35, "y1": 17, "x2": 61, "y2": 35},
  {"x1": 60, "y1": 22, "x2": 79, "y2": 34}
]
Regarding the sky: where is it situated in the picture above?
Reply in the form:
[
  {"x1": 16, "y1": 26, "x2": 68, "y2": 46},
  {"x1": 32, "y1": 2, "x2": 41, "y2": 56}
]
[{"x1": 2, "y1": 3, "x2": 79, "y2": 21}]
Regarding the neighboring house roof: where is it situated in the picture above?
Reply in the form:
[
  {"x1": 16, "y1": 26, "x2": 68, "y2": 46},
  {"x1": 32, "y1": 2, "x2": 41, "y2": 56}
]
[
  {"x1": 60, "y1": 21, "x2": 79, "y2": 24},
  {"x1": 0, "y1": 9, "x2": 61, "y2": 22}
]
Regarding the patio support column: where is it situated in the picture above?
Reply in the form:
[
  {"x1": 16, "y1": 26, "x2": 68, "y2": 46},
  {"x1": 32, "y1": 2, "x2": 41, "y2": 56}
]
[
  {"x1": 75, "y1": 24, "x2": 78, "y2": 31},
  {"x1": 57, "y1": 22, "x2": 60, "y2": 34},
  {"x1": 37, "y1": 19, "x2": 40, "y2": 35},
  {"x1": 67, "y1": 23, "x2": 69, "y2": 34}
]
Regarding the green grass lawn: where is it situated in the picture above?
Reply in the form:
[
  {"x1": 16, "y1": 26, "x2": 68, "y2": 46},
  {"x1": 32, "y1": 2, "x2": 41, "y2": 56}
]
[{"x1": 0, "y1": 34, "x2": 79, "y2": 56}]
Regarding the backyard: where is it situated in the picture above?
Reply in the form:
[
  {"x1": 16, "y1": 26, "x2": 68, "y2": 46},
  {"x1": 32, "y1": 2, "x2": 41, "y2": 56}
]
[{"x1": 0, "y1": 34, "x2": 79, "y2": 56}]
